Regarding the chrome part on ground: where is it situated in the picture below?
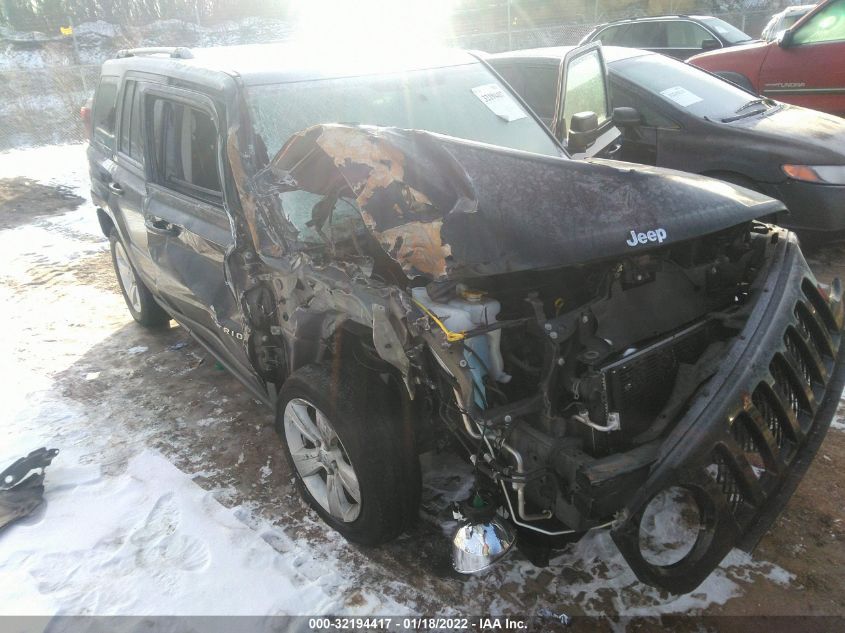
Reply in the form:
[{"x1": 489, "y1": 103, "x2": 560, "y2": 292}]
[{"x1": 452, "y1": 514, "x2": 516, "y2": 574}]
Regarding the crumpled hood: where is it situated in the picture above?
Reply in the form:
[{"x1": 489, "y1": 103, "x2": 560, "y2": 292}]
[{"x1": 256, "y1": 124, "x2": 785, "y2": 281}]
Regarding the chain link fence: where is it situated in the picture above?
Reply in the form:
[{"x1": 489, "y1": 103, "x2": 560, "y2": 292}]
[
  {"x1": 0, "y1": 64, "x2": 99, "y2": 150},
  {"x1": 0, "y1": 9, "x2": 778, "y2": 152}
]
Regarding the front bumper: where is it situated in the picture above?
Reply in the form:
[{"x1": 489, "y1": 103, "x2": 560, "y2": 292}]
[
  {"x1": 610, "y1": 233, "x2": 845, "y2": 593},
  {"x1": 771, "y1": 179, "x2": 845, "y2": 232}
]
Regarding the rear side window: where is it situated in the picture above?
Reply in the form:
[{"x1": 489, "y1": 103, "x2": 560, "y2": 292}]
[
  {"x1": 619, "y1": 22, "x2": 667, "y2": 47},
  {"x1": 666, "y1": 21, "x2": 713, "y2": 48},
  {"x1": 150, "y1": 97, "x2": 221, "y2": 203},
  {"x1": 595, "y1": 25, "x2": 627, "y2": 45},
  {"x1": 519, "y1": 65, "x2": 560, "y2": 121},
  {"x1": 118, "y1": 80, "x2": 145, "y2": 164},
  {"x1": 492, "y1": 62, "x2": 558, "y2": 125},
  {"x1": 92, "y1": 77, "x2": 118, "y2": 150}
]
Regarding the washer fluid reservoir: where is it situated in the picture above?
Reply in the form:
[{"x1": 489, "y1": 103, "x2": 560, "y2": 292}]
[{"x1": 412, "y1": 286, "x2": 511, "y2": 409}]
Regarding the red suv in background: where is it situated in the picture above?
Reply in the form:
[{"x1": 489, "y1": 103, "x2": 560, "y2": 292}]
[{"x1": 688, "y1": 0, "x2": 845, "y2": 117}]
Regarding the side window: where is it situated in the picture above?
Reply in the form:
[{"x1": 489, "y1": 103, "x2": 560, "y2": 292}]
[
  {"x1": 666, "y1": 22, "x2": 714, "y2": 48},
  {"x1": 596, "y1": 25, "x2": 626, "y2": 45},
  {"x1": 561, "y1": 48, "x2": 610, "y2": 137},
  {"x1": 151, "y1": 97, "x2": 222, "y2": 203},
  {"x1": 519, "y1": 65, "x2": 560, "y2": 122},
  {"x1": 610, "y1": 80, "x2": 678, "y2": 129},
  {"x1": 621, "y1": 22, "x2": 667, "y2": 47},
  {"x1": 118, "y1": 80, "x2": 145, "y2": 164},
  {"x1": 493, "y1": 63, "x2": 526, "y2": 97},
  {"x1": 92, "y1": 77, "x2": 119, "y2": 151},
  {"x1": 792, "y1": 0, "x2": 845, "y2": 45}
]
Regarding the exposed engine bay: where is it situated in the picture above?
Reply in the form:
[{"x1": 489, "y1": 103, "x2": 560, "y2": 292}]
[{"x1": 411, "y1": 222, "x2": 766, "y2": 533}]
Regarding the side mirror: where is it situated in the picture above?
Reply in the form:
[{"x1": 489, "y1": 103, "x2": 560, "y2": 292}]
[
  {"x1": 701, "y1": 38, "x2": 720, "y2": 51},
  {"x1": 612, "y1": 106, "x2": 642, "y2": 127},
  {"x1": 777, "y1": 29, "x2": 793, "y2": 47},
  {"x1": 568, "y1": 111, "x2": 599, "y2": 153}
]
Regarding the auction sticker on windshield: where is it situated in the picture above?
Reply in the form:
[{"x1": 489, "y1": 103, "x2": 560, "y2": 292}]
[
  {"x1": 660, "y1": 86, "x2": 703, "y2": 107},
  {"x1": 472, "y1": 83, "x2": 528, "y2": 121}
]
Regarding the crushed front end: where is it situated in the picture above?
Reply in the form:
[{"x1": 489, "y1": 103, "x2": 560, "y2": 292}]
[
  {"x1": 609, "y1": 232, "x2": 845, "y2": 592},
  {"x1": 421, "y1": 227, "x2": 844, "y2": 593},
  {"x1": 226, "y1": 123, "x2": 844, "y2": 594}
]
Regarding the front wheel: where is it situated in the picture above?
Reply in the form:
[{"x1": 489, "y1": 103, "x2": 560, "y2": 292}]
[{"x1": 277, "y1": 363, "x2": 420, "y2": 545}]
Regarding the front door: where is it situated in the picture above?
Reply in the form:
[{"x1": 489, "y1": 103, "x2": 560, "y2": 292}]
[
  {"x1": 143, "y1": 86, "x2": 262, "y2": 390},
  {"x1": 759, "y1": 0, "x2": 845, "y2": 116}
]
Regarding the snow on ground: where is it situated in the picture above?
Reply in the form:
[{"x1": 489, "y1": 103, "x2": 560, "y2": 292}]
[
  {"x1": 0, "y1": 143, "x2": 827, "y2": 620},
  {"x1": 0, "y1": 450, "x2": 343, "y2": 615}
]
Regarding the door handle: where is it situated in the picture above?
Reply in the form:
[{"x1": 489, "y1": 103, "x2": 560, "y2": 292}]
[
  {"x1": 108, "y1": 182, "x2": 124, "y2": 196},
  {"x1": 145, "y1": 216, "x2": 182, "y2": 237}
]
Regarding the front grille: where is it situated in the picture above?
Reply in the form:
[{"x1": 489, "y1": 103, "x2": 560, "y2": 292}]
[
  {"x1": 785, "y1": 329, "x2": 814, "y2": 386},
  {"x1": 707, "y1": 279, "x2": 840, "y2": 530},
  {"x1": 751, "y1": 386, "x2": 793, "y2": 460},
  {"x1": 771, "y1": 354, "x2": 805, "y2": 421},
  {"x1": 611, "y1": 243, "x2": 845, "y2": 595},
  {"x1": 707, "y1": 451, "x2": 745, "y2": 515}
]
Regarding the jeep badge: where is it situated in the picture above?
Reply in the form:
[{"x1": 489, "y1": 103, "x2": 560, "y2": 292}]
[{"x1": 627, "y1": 228, "x2": 668, "y2": 247}]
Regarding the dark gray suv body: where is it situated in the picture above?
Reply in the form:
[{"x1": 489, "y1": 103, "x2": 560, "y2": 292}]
[{"x1": 87, "y1": 43, "x2": 845, "y2": 595}]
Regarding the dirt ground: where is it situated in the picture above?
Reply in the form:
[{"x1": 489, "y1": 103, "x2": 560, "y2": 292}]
[{"x1": 2, "y1": 161, "x2": 844, "y2": 628}]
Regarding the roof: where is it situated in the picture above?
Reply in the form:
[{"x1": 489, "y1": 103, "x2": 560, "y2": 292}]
[
  {"x1": 103, "y1": 43, "x2": 480, "y2": 87},
  {"x1": 596, "y1": 14, "x2": 718, "y2": 26},
  {"x1": 485, "y1": 45, "x2": 651, "y2": 65}
]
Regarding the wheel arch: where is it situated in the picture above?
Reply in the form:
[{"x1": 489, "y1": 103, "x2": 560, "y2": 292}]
[
  {"x1": 96, "y1": 207, "x2": 115, "y2": 238},
  {"x1": 713, "y1": 71, "x2": 755, "y2": 93}
]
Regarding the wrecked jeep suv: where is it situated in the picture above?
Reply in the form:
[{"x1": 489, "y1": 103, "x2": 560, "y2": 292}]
[{"x1": 88, "y1": 44, "x2": 845, "y2": 593}]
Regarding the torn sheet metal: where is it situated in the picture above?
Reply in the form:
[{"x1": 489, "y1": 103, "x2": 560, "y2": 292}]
[
  {"x1": 249, "y1": 123, "x2": 785, "y2": 282},
  {"x1": 0, "y1": 447, "x2": 59, "y2": 531},
  {"x1": 252, "y1": 124, "x2": 477, "y2": 280}
]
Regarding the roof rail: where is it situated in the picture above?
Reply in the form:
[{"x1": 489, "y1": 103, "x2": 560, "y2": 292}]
[
  {"x1": 606, "y1": 13, "x2": 692, "y2": 23},
  {"x1": 115, "y1": 47, "x2": 194, "y2": 59}
]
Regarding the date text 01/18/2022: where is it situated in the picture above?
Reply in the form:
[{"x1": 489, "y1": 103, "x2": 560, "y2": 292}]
[{"x1": 308, "y1": 617, "x2": 531, "y2": 630}]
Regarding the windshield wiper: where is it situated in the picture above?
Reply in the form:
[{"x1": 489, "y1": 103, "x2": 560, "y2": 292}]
[{"x1": 720, "y1": 99, "x2": 772, "y2": 123}]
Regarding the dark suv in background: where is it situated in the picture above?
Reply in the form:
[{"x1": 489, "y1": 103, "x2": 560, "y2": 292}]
[
  {"x1": 87, "y1": 43, "x2": 845, "y2": 595},
  {"x1": 580, "y1": 14, "x2": 754, "y2": 59}
]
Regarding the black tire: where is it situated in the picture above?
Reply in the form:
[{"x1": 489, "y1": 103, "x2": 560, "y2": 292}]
[
  {"x1": 108, "y1": 229, "x2": 170, "y2": 328},
  {"x1": 276, "y1": 363, "x2": 421, "y2": 545}
]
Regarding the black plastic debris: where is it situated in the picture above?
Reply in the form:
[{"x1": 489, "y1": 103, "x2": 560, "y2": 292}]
[{"x1": 0, "y1": 447, "x2": 59, "y2": 531}]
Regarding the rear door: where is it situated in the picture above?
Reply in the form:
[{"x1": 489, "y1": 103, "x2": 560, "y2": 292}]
[
  {"x1": 143, "y1": 86, "x2": 261, "y2": 388},
  {"x1": 112, "y1": 75, "x2": 159, "y2": 286},
  {"x1": 759, "y1": 0, "x2": 845, "y2": 116},
  {"x1": 88, "y1": 76, "x2": 118, "y2": 220}
]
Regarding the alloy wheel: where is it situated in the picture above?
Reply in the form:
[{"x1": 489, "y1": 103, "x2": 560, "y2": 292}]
[
  {"x1": 283, "y1": 398, "x2": 362, "y2": 522},
  {"x1": 114, "y1": 240, "x2": 141, "y2": 313}
]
